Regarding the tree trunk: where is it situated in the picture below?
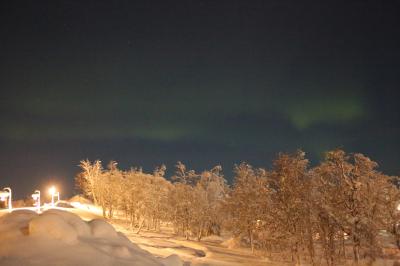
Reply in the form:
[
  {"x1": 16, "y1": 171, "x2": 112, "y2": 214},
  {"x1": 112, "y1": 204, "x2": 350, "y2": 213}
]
[
  {"x1": 249, "y1": 229, "x2": 254, "y2": 253},
  {"x1": 108, "y1": 206, "x2": 113, "y2": 219},
  {"x1": 308, "y1": 232, "x2": 315, "y2": 266},
  {"x1": 197, "y1": 228, "x2": 203, "y2": 241},
  {"x1": 353, "y1": 235, "x2": 360, "y2": 264},
  {"x1": 342, "y1": 231, "x2": 346, "y2": 260},
  {"x1": 305, "y1": 214, "x2": 315, "y2": 266},
  {"x1": 102, "y1": 205, "x2": 106, "y2": 218},
  {"x1": 136, "y1": 219, "x2": 145, "y2": 234},
  {"x1": 185, "y1": 229, "x2": 190, "y2": 240},
  {"x1": 292, "y1": 242, "x2": 300, "y2": 266}
]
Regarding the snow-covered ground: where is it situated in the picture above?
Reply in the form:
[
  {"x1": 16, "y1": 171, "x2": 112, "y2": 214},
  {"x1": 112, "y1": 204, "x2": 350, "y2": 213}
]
[
  {"x1": 65, "y1": 197, "x2": 270, "y2": 265},
  {"x1": 3, "y1": 200, "x2": 397, "y2": 265},
  {"x1": 112, "y1": 223, "x2": 274, "y2": 266},
  {"x1": 0, "y1": 208, "x2": 181, "y2": 266},
  {"x1": 0, "y1": 199, "x2": 269, "y2": 266}
]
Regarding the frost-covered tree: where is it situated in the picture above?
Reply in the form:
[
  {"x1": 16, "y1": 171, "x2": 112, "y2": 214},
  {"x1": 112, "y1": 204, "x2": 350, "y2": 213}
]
[
  {"x1": 101, "y1": 161, "x2": 124, "y2": 218},
  {"x1": 75, "y1": 151, "x2": 399, "y2": 264},
  {"x1": 169, "y1": 162, "x2": 227, "y2": 240},
  {"x1": 226, "y1": 162, "x2": 268, "y2": 252},
  {"x1": 117, "y1": 165, "x2": 172, "y2": 232},
  {"x1": 266, "y1": 151, "x2": 315, "y2": 265},
  {"x1": 141, "y1": 166, "x2": 172, "y2": 231},
  {"x1": 120, "y1": 168, "x2": 143, "y2": 227},
  {"x1": 192, "y1": 165, "x2": 227, "y2": 240},
  {"x1": 313, "y1": 149, "x2": 399, "y2": 264},
  {"x1": 169, "y1": 182, "x2": 196, "y2": 239},
  {"x1": 172, "y1": 161, "x2": 199, "y2": 185},
  {"x1": 76, "y1": 159, "x2": 103, "y2": 205}
]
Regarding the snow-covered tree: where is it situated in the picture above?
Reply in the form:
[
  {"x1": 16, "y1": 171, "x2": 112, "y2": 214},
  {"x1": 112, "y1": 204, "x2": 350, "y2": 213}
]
[
  {"x1": 266, "y1": 151, "x2": 315, "y2": 265},
  {"x1": 226, "y1": 162, "x2": 268, "y2": 252},
  {"x1": 76, "y1": 159, "x2": 103, "y2": 205},
  {"x1": 169, "y1": 162, "x2": 227, "y2": 240},
  {"x1": 75, "y1": 151, "x2": 399, "y2": 264},
  {"x1": 313, "y1": 149, "x2": 399, "y2": 264}
]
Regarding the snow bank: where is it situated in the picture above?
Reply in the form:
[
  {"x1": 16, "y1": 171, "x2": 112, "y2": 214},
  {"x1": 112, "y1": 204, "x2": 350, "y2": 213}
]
[{"x1": 0, "y1": 209, "x2": 182, "y2": 266}]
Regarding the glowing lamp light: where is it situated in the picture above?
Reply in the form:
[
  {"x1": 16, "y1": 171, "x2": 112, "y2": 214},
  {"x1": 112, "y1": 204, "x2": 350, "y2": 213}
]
[{"x1": 49, "y1": 186, "x2": 56, "y2": 195}]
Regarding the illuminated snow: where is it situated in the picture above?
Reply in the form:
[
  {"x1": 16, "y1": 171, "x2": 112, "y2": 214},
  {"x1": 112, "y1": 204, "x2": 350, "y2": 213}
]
[{"x1": 0, "y1": 209, "x2": 182, "y2": 266}]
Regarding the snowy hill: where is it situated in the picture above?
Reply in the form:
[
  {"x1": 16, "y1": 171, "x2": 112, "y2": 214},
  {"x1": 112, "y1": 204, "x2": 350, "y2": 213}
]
[{"x1": 0, "y1": 209, "x2": 182, "y2": 266}]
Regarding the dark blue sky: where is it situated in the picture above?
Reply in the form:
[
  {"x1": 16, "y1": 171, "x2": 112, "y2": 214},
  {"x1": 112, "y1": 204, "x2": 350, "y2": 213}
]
[{"x1": 1, "y1": 1, "x2": 399, "y2": 199}]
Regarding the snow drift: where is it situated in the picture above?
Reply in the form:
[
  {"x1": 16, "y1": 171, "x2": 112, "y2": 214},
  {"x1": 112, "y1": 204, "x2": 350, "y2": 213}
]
[{"x1": 0, "y1": 209, "x2": 182, "y2": 266}]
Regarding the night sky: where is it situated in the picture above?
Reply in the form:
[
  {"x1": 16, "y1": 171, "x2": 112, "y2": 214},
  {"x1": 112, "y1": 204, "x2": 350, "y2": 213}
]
[{"x1": 1, "y1": 1, "x2": 399, "y2": 199}]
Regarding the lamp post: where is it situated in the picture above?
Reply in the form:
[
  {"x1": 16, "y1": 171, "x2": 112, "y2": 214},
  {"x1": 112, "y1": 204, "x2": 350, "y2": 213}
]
[
  {"x1": 4, "y1": 187, "x2": 12, "y2": 211},
  {"x1": 49, "y1": 186, "x2": 59, "y2": 207},
  {"x1": 1, "y1": 187, "x2": 12, "y2": 211},
  {"x1": 32, "y1": 190, "x2": 40, "y2": 213}
]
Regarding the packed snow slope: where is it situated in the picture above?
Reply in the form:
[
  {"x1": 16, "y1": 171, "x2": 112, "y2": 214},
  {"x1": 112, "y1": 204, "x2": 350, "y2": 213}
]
[{"x1": 0, "y1": 209, "x2": 181, "y2": 266}]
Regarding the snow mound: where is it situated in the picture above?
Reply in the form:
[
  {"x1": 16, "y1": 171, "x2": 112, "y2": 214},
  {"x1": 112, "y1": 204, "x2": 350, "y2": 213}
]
[
  {"x1": 0, "y1": 209, "x2": 38, "y2": 239},
  {"x1": 45, "y1": 208, "x2": 91, "y2": 237},
  {"x1": 89, "y1": 218, "x2": 118, "y2": 238},
  {"x1": 29, "y1": 212, "x2": 78, "y2": 244},
  {"x1": 0, "y1": 209, "x2": 182, "y2": 266}
]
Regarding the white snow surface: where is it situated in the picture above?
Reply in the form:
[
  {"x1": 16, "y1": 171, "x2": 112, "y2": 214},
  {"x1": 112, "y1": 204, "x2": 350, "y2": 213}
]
[{"x1": 0, "y1": 209, "x2": 182, "y2": 266}]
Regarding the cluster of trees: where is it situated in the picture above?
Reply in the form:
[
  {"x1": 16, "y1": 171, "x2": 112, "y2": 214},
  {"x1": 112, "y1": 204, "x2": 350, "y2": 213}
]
[
  {"x1": 226, "y1": 150, "x2": 400, "y2": 265},
  {"x1": 76, "y1": 160, "x2": 227, "y2": 240},
  {"x1": 76, "y1": 149, "x2": 400, "y2": 265}
]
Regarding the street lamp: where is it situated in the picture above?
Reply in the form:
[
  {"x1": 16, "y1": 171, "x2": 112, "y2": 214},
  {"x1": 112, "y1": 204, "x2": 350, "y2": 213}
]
[
  {"x1": 32, "y1": 190, "x2": 40, "y2": 212},
  {"x1": 48, "y1": 186, "x2": 60, "y2": 207},
  {"x1": 0, "y1": 187, "x2": 12, "y2": 211}
]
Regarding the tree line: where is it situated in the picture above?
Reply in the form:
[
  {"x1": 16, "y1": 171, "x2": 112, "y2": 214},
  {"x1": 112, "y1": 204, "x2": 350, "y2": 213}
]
[{"x1": 76, "y1": 149, "x2": 400, "y2": 265}]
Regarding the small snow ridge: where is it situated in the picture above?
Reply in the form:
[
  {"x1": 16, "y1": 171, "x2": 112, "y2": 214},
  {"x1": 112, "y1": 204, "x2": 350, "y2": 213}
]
[
  {"x1": 89, "y1": 218, "x2": 119, "y2": 239},
  {"x1": 160, "y1": 254, "x2": 183, "y2": 266}
]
